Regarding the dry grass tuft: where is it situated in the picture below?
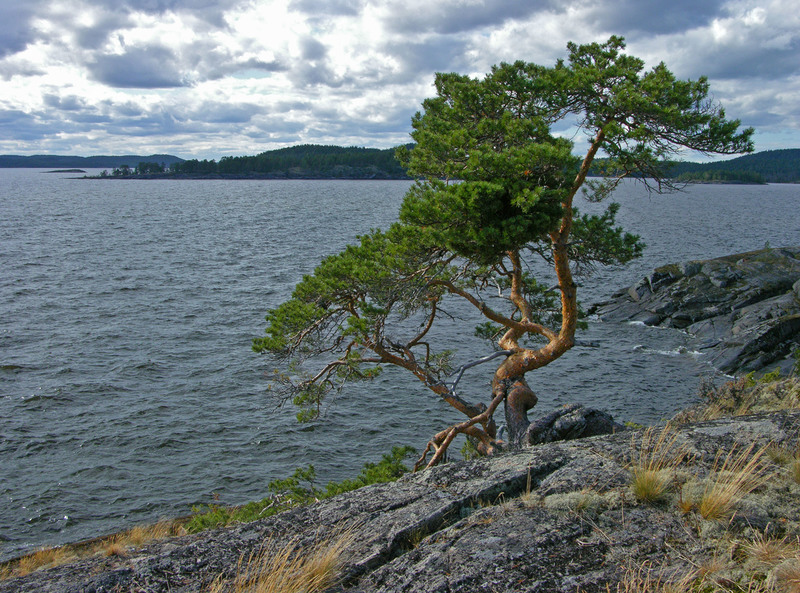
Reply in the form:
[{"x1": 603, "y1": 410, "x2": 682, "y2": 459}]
[
  {"x1": 102, "y1": 538, "x2": 128, "y2": 558},
  {"x1": 629, "y1": 426, "x2": 689, "y2": 504},
  {"x1": 607, "y1": 561, "x2": 698, "y2": 593},
  {"x1": 791, "y1": 458, "x2": 800, "y2": 485},
  {"x1": 745, "y1": 534, "x2": 798, "y2": 568},
  {"x1": 675, "y1": 376, "x2": 800, "y2": 424},
  {"x1": 15, "y1": 547, "x2": 76, "y2": 576},
  {"x1": 698, "y1": 443, "x2": 771, "y2": 521},
  {"x1": 772, "y1": 559, "x2": 800, "y2": 593},
  {"x1": 1, "y1": 518, "x2": 185, "y2": 581},
  {"x1": 208, "y1": 527, "x2": 356, "y2": 593},
  {"x1": 118, "y1": 519, "x2": 182, "y2": 548}
]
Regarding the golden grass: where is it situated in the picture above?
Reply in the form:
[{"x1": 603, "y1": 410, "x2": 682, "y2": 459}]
[
  {"x1": 0, "y1": 518, "x2": 185, "y2": 581},
  {"x1": 675, "y1": 377, "x2": 800, "y2": 424},
  {"x1": 102, "y1": 539, "x2": 128, "y2": 558},
  {"x1": 208, "y1": 527, "x2": 356, "y2": 593},
  {"x1": 697, "y1": 443, "x2": 771, "y2": 521},
  {"x1": 119, "y1": 519, "x2": 182, "y2": 548},
  {"x1": 15, "y1": 546, "x2": 76, "y2": 577},
  {"x1": 629, "y1": 426, "x2": 689, "y2": 504},
  {"x1": 791, "y1": 458, "x2": 800, "y2": 484},
  {"x1": 772, "y1": 560, "x2": 800, "y2": 593},
  {"x1": 744, "y1": 534, "x2": 799, "y2": 569},
  {"x1": 606, "y1": 561, "x2": 698, "y2": 593}
]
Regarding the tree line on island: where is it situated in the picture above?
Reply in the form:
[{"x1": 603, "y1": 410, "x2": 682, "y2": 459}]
[
  {"x1": 104, "y1": 145, "x2": 410, "y2": 179},
  {"x1": 93, "y1": 146, "x2": 798, "y2": 184},
  {"x1": 2, "y1": 145, "x2": 796, "y2": 184}
]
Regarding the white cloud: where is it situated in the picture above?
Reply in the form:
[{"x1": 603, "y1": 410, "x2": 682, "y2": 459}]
[{"x1": 0, "y1": 0, "x2": 797, "y2": 158}]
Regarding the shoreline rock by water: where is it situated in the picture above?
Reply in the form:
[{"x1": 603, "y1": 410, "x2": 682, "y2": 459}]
[
  {"x1": 3, "y1": 404, "x2": 799, "y2": 592},
  {"x1": 590, "y1": 246, "x2": 800, "y2": 375}
]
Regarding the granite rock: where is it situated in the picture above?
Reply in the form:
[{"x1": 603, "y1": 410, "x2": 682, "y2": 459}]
[
  {"x1": 591, "y1": 247, "x2": 800, "y2": 374},
  {"x1": 4, "y1": 411, "x2": 800, "y2": 593}
]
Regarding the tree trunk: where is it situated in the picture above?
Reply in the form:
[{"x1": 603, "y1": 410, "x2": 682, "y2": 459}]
[
  {"x1": 492, "y1": 355, "x2": 539, "y2": 447},
  {"x1": 503, "y1": 377, "x2": 538, "y2": 446}
]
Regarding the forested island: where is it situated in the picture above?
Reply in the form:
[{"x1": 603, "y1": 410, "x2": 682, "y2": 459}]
[
  {"x1": 3, "y1": 146, "x2": 798, "y2": 183},
  {"x1": 97, "y1": 145, "x2": 409, "y2": 179}
]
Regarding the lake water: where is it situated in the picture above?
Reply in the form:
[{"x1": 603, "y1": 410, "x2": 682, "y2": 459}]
[{"x1": 1, "y1": 169, "x2": 798, "y2": 560}]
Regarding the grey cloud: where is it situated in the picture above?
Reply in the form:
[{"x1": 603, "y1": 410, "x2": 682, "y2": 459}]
[
  {"x1": 580, "y1": 0, "x2": 727, "y2": 35},
  {"x1": 107, "y1": 101, "x2": 148, "y2": 117},
  {"x1": 71, "y1": 112, "x2": 114, "y2": 124},
  {"x1": 245, "y1": 117, "x2": 307, "y2": 137},
  {"x1": 288, "y1": 0, "x2": 364, "y2": 17},
  {"x1": 384, "y1": 0, "x2": 554, "y2": 35},
  {"x1": 288, "y1": 61, "x2": 349, "y2": 88},
  {"x1": 74, "y1": 13, "x2": 132, "y2": 50},
  {"x1": 0, "y1": 109, "x2": 54, "y2": 141},
  {"x1": 274, "y1": 100, "x2": 313, "y2": 111},
  {"x1": 0, "y1": 3, "x2": 43, "y2": 58},
  {"x1": 43, "y1": 94, "x2": 87, "y2": 112},
  {"x1": 195, "y1": 102, "x2": 263, "y2": 124},
  {"x1": 236, "y1": 58, "x2": 288, "y2": 72},
  {"x1": 300, "y1": 37, "x2": 327, "y2": 61},
  {"x1": 0, "y1": 61, "x2": 46, "y2": 80},
  {"x1": 681, "y1": 40, "x2": 800, "y2": 82},
  {"x1": 384, "y1": 37, "x2": 472, "y2": 81},
  {"x1": 88, "y1": 46, "x2": 188, "y2": 88},
  {"x1": 95, "y1": 0, "x2": 244, "y2": 28}
]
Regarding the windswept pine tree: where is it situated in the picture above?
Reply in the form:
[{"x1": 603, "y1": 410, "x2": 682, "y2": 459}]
[{"x1": 254, "y1": 37, "x2": 753, "y2": 469}]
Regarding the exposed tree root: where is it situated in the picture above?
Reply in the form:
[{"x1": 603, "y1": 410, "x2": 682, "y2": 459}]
[{"x1": 414, "y1": 392, "x2": 506, "y2": 471}]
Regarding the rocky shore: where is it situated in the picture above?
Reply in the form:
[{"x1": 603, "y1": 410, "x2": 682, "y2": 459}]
[
  {"x1": 591, "y1": 246, "x2": 800, "y2": 375},
  {"x1": 3, "y1": 401, "x2": 799, "y2": 592}
]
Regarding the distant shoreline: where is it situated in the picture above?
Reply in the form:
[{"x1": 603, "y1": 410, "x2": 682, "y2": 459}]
[{"x1": 80, "y1": 172, "x2": 412, "y2": 181}]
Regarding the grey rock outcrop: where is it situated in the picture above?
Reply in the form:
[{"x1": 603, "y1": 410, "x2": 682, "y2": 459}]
[
  {"x1": 591, "y1": 246, "x2": 800, "y2": 374},
  {"x1": 4, "y1": 410, "x2": 800, "y2": 593},
  {"x1": 524, "y1": 403, "x2": 622, "y2": 445}
]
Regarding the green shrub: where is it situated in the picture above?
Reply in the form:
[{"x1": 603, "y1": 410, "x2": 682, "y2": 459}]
[{"x1": 186, "y1": 446, "x2": 415, "y2": 533}]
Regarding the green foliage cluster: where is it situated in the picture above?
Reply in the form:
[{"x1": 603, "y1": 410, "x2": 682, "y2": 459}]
[
  {"x1": 185, "y1": 446, "x2": 415, "y2": 533},
  {"x1": 103, "y1": 161, "x2": 168, "y2": 177},
  {"x1": 171, "y1": 145, "x2": 407, "y2": 178},
  {"x1": 170, "y1": 158, "x2": 218, "y2": 175}
]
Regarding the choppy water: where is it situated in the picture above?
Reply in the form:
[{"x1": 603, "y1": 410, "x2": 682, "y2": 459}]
[{"x1": 1, "y1": 170, "x2": 798, "y2": 560}]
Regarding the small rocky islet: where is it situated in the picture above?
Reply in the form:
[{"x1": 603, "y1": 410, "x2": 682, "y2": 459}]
[{"x1": 3, "y1": 248, "x2": 800, "y2": 592}]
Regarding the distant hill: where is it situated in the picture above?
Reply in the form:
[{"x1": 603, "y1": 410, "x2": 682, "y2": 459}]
[
  {"x1": 171, "y1": 144, "x2": 409, "y2": 179},
  {"x1": 667, "y1": 149, "x2": 800, "y2": 183},
  {"x1": 0, "y1": 154, "x2": 185, "y2": 169}
]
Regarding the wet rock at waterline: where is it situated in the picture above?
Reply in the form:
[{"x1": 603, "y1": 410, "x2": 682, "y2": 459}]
[{"x1": 590, "y1": 246, "x2": 800, "y2": 375}]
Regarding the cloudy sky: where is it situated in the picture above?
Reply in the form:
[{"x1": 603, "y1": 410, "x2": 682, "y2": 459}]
[{"x1": 1, "y1": 0, "x2": 798, "y2": 160}]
